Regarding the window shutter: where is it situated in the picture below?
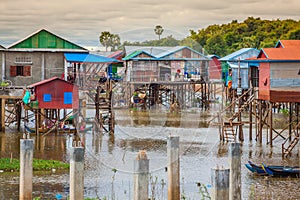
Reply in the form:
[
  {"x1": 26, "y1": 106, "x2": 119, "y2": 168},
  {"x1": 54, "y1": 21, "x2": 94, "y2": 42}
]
[
  {"x1": 10, "y1": 66, "x2": 17, "y2": 77},
  {"x1": 24, "y1": 66, "x2": 31, "y2": 76}
]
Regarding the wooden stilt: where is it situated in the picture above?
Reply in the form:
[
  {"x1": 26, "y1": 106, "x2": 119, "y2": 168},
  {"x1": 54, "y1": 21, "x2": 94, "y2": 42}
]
[
  {"x1": 249, "y1": 99, "x2": 252, "y2": 141},
  {"x1": 269, "y1": 102, "x2": 273, "y2": 146},
  {"x1": 259, "y1": 100, "x2": 263, "y2": 144}
]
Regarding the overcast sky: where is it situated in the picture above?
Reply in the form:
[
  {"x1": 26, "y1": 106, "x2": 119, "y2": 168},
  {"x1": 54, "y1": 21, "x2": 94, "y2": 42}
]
[{"x1": 1, "y1": 0, "x2": 300, "y2": 48}]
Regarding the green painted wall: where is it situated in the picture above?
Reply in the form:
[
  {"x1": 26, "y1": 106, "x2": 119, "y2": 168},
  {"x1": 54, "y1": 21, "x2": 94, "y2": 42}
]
[
  {"x1": 221, "y1": 61, "x2": 230, "y2": 82},
  {"x1": 10, "y1": 30, "x2": 84, "y2": 50}
]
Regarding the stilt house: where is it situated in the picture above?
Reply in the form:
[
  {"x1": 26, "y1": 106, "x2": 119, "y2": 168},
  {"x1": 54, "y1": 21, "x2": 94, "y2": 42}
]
[
  {"x1": 256, "y1": 40, "x2": 300, "y2": 102},
  {"x1": 29, "y1": 77, "x2": 79, "y2": 109}
]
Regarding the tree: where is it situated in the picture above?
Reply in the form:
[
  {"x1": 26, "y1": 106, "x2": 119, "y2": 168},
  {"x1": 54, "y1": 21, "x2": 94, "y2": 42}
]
[
  {"x1": 110, "y1": 34, "x2": 121, "y2": 51},
  {"x1": 99, "y1": 31, "x2": 112, "y2": 51},
  {"x1": 99, "y1": 32, "x2": 121, "y2": 51},
  {"x1": 154, "y1": 25, "x2": 164, "y2": 40},
  {"x1": 288, "y1": 29, "x2": 300, "y2": 39},
  {"x1": 204, "y1": 34, "x2": 227, "y2": 57}
]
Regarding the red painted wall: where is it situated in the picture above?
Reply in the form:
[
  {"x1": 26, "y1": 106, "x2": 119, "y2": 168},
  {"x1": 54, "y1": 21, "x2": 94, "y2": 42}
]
[
  {"x1": 209, "y1": 57, "x2": 221, "y2": 80},
  {"x1": 35, "y1": 79, "x2": 79, "y2": 109},
  {"x1": 258, "y1": 62, "x2": 270, "y2": 100}
]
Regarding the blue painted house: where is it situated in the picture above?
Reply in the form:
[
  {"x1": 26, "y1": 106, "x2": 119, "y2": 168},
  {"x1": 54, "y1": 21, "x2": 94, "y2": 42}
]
[
  {"x1": 123, "y1": 46, "x2": 210, "y2": 82},
  {"x1": 220, "y1": 48, "x2": 260, "y2": 89}
]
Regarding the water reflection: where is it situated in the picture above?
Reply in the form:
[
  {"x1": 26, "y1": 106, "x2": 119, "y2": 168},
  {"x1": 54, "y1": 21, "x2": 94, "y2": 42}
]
[
  {"x1": 119, "y1": 139, "x2": 167, "y2": 152},
  {"x1": 131, "y1": 110, "x2": 150, "y2": 126},
  {"x1": 165, "y1": 112, "x2": 181, "y2": 127}
]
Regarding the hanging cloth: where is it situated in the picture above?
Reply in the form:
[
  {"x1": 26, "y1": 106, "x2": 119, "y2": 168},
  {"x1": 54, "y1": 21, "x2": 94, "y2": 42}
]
[{"x1": 22, "y1": 90, "x2": 31, "y2": 104}]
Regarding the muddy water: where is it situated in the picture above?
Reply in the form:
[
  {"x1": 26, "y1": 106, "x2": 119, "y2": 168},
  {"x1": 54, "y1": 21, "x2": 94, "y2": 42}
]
[{"x1": 0, "y1": 108, "x2": 299, "y2": 199}]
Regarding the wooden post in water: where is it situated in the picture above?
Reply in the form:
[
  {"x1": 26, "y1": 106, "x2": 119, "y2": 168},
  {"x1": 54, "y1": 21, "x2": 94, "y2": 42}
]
[
  {"x1": 211, "y1": 167, "x2": 229, "y2": 200},
  {"x1": 269, "y1": 102, "x2": 273, "y2": 146},
  {"x1": 167, "y1": 135, "x2": 180, "y2": 200},
  {"x1": 258, "y1": 100, "x2": 263, "y2": 144},
  {"x1": 229, "y1": 142, "x2": 241, "y2": 200},
  {"x1": 69, "y1": 143, "x2": 84, "y2": 200},
  {"x1": 249, "y1": 100, "x2": 252, "y2": 141},
  {"x1": 1, "y1": 98, "x2": 5, "y2": 131},
  {"x1": 133, "y1": 150, "x2": 149, "y2": 200},
  {"x1": 20, "y1": 137, "x2": 34, "y2": 200},
  {"x1": 16, "y1": 101, "x2": 22, "y2": 132}
]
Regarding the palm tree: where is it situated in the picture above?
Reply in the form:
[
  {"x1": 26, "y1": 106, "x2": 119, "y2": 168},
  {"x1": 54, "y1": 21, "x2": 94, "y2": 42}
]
[
  {"x1": 99, "y1": 31, "x2": 112, "y2": 51},
  {"x1": 154, "y1": 25, "x2": 164, "y2": 40},
  {"x1": 110, "y1": 34, "x2": 121, "y2": 51}
]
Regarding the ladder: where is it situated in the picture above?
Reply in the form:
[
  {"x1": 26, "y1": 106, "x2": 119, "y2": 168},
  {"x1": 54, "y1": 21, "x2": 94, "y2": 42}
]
[
  {"x1": 222, "y1": 122, "x2": 237, "y2": 142},
  {"x1": 282, "y1": 121, "x2": 300, "y2": 157},
  {"x1": 228, "y1": 93, "x2": 255, "y2": 122}
]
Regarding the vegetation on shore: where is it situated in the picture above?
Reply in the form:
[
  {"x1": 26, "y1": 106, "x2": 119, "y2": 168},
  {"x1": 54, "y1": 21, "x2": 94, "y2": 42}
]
[
  {"x1": 0, "y1": 158, "x2": 69, "y2": 172},
  {"x1": 120, "y1": 17, "x2": 300, "y2": 57}
]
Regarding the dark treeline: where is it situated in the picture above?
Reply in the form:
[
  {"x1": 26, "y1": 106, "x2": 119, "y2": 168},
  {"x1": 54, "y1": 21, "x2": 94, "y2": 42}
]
[{"x1": 122, "y1": 17, "x2": 300, "y2": 57}]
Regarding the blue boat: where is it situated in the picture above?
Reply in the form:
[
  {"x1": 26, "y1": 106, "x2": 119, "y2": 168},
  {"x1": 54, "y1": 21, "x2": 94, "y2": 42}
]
[
  {"x1": 245, "y1": 161, "x2": 293, "y2": 175},
  {"x1": 262, "y1": 163, "x2": 300, "y2": 178}
]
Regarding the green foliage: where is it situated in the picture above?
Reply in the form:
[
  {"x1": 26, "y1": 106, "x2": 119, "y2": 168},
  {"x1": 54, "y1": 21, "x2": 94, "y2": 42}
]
[
  {"x1": 279, "y1": 108, "x2": 289, "y2": 116},
  {"x1": 0, "y1": 158, "x2": 69, "y2": 172},
  {"x1": 99, "y1": 31, "x2": 121, "y2": 51},
  {"x1": 123, "y1": 35, "x2": 180, "y2": 47},
  {"x1": 121, "y1": 17, "x2": 300, "y2": 57},
  {"x1": 0, "y1": 81, "x2": 9, "y2": 86},
  {"x1": 189, "y1": 17, "x2": 300, "y2": 57},
  {"x1": 154, "y1": 25, "x2": 164, "y2": 40},
  {"x1": 196, "y1": 182, "x2": 211, "y2": 200}
]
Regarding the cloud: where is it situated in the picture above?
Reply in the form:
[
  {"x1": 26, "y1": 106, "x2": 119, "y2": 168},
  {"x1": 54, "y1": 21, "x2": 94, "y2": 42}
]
[{"x1": 0, "y1": 0, "x2": 299, "y2": 47}]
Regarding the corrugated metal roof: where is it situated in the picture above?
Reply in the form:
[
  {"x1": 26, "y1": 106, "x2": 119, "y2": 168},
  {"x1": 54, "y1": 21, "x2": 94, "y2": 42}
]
[
  {"x1": 219, "y1": 48, "x2": 259, "y2": 61},
  {"x1": 108, "y1": 50, "x2": 124, "y2": 61},
  {"x1": 7, "y1": 48, "x2": 87, "y2": 53},
  {"x1": 156, "y1": 46, "x2": 209, "y2": 59},
  {"x1": 29, "y1": 77, "x2": 65, "y2": 87},
  {"x1": 64, "y1": 53, "x2": 118, "y2": 63},
  {"x1": 7, "y1": 29, "x2": 88, "y2": 51},
  {"x1": 207, "y1": 54, "x2": 220, "y2": 59},
  {"x1": 124, "y1": 46, "x2": 210, "y2": 61},
  {"x1": 275, "y1": 40, "x2": 300, "y2": 48},
  {"x1": 155, "y1": 46, "x2": 186, "y2": 58},
  {"x1": 260, "y1": 48, "x2": 300, "y2": 60},
  {"x1": 122, "y1": 50, "x2": 155, "y2": 61},
  {"x1": 124, "y1": 46, "x2": 175, "y2": 57}
]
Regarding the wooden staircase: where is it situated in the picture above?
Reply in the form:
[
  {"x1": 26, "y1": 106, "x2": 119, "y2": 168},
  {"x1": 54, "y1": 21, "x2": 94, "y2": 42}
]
[
  {"x1": 218, "y1": 89, "x2": 255, "y2": 142},
  {"x1": 228, "y1": 93, "x2": 255, "y2": 122},
  {"x1": 222, "y1": 122, "x2": 237, "y2": 142},
  {"x1": 282, "y1": 121, "x2": 300, "y2": 157}
]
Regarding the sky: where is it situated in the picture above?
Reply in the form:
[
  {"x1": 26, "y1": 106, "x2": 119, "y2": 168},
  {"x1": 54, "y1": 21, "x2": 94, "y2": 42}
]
[{"x1": 1, "y1": 0, "x2": 300, "y2": 48}]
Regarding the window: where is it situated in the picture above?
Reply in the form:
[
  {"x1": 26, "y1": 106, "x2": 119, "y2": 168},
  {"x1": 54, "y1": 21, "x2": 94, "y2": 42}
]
[
  {"x1": 64, "y1": 92, "x2": 73, "y2": 104},
  {"x1": 15, "y1": 57, "x2": 32, "y2": 64},
  {"x1": 10, "y1": 66, "x2": 31, "y2": 77},
  {"x1": 43, "y1": 94, "x2": 52, "y2": 102},
  {"x1": 250, "y1": 66, "x2": 259, "y2": 87}
]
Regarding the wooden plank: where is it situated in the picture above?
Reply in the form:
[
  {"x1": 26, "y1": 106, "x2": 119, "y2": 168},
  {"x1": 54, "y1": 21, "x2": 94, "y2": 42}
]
[
  {"x1": 270, "y1": 90, "x2": 300, "y2": 103},
  {"x1": 0, "y1": 95, "x2": 22, "y2": 99},
  {"x1": 1, "y1": 98, "x2": 5, "y2": 131}
]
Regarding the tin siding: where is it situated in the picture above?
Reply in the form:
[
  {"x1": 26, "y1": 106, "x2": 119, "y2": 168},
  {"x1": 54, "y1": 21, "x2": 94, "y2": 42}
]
[{"x1": 270, "y1": 62, "x2": 300, "y2": 88}]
